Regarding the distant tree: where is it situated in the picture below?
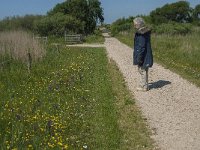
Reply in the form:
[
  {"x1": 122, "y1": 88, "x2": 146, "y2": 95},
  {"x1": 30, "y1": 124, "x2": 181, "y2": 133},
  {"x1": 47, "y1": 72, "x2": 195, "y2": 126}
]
[
  {"x1": 150, "y1": 1, "x2": 192, "y2": 24},
  {"x1": 0, "y1": 15, "x2": 43, "y2": 31},
  {"x1": 35, "y1": 13, "x2": 84, "y2": 36},
  {"x1": 47, "y1": 0, "x2": 104, "y2": 34},
  {"x1": 85, "y1": 0, "x2": 104, "y2": 34},
  {"x1": 0, "y1": 16, "x2": 23, "y2": 31},
  {"x1": 21, "y1": 15, "x2": 43, "y2": 31},
  {"x1": 193, "y1": 4, "x2": 200, "y2": 21},
  {"x1": 110, "y1": 17, "x2": 132, "y2": 35}
]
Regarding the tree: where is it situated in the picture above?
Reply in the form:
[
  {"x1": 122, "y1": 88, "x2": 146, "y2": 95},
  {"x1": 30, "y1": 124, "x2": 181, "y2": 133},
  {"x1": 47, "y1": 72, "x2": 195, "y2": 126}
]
[
  {"x1": 0, "y1": 15, "x2": 43, "y2": 31},
  {"x1": 35, "y1": 13, "x2": 84, "y2": 36},
  {"x1": 110, "y1": 17, "x2": 133, "y2": 36},
  {"x1": 193, "y1": 4, "x2": 200, "y2": 21},
  {"x1": 47, "y1": 0, "x2": 104, "y2": 34},
  {"x1": 85, "y1": 0, "x2": 104, "y2": 34},
  {"x1": 150, "y1": 1, "x2": 192, "y2": 24}
]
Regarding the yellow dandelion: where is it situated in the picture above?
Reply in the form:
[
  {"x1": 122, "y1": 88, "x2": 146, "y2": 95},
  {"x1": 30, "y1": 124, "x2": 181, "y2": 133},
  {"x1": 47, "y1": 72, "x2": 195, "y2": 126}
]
[
  {"x1": 64, "y1": 144, "x2": 68, "y2": 149},
  {"x1": 57, "y1": 142, "x2": 63, "y2": 146},
  {"x1": 48, "y1": 142, "x2": 54, "y2": 148}
]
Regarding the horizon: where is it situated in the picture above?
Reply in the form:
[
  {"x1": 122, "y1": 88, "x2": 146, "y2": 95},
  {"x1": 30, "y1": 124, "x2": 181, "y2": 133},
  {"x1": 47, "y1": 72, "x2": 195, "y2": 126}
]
[{"x1": 0, "y1": 0, "x2": 199, "y2": 24}]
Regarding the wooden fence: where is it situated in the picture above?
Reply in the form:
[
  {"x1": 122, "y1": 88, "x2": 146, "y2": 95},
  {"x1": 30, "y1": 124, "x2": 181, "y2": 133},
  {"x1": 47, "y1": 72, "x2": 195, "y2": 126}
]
[
  {"x1": 64, "y1": 34, "x2": 83, "y2": 44},
  {"x1": 33, "y1": 36, "x2": 48, "y2": 45}
]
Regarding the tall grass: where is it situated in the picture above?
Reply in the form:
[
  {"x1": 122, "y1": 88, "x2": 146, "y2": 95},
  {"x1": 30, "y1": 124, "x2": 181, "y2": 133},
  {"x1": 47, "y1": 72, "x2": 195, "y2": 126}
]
[
  {"x1": 115, "y1": 28, "x2": 200, "y2": 87},
  {"x1": 152, "y1": 32, "x2": 200, "y2": 85},
  {"x1": 84, "y1": 30, "x2": 105, "y2": 44},
  {"x1": 0, "y1": 41, "x2": 156, "y2": 149},
  {"x1": 0, "y1": 45, "x2": 120, "y2": 149},
  {"x1": 0, "y1": 30, "x2": 45, "y2": 63},
  {"x1": 109, "y1": 59, "x2": 155, "y2": 150}
]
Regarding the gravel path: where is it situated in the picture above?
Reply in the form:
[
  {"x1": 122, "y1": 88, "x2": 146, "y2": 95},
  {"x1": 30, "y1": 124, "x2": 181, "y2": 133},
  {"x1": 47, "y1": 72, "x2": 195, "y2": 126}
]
[
  {"x1": 104, "y1": 34, "x2": 200, "y2": 150},
  {"x1": 66, "y1": 43, "x2": 104, "y2": 48}
]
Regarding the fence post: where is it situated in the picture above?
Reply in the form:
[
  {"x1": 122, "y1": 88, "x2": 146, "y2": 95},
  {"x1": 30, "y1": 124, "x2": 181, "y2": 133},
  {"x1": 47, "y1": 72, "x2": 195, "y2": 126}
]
[
  {"x1": 56, "y1": 44, "x2": 60, "y2": 53},
  {"x1": 43, "y1": 36, "x2": 47, "y2": 45}
]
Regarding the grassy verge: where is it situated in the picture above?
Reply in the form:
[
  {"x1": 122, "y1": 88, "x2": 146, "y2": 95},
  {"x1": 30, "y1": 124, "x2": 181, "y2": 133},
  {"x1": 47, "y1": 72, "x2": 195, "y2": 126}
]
[
  {"x1": 0, "y1": 43, "x2": 155, "y2": 149},
  {"x1": 0, "y1": 46, "x2": 119, "y2": 149},
  {"x1": 115, "y1": 31, "x2": 200, "y2": 87},
  {"x1": 84, "y1": 32, "x2": 105, "y2": 44},
  {"x1": 108, "y1": 59, "x2": 155, "y2": 150},
  {"x1": 48, "y1": 33, "x2": 105, "y2": 45}
]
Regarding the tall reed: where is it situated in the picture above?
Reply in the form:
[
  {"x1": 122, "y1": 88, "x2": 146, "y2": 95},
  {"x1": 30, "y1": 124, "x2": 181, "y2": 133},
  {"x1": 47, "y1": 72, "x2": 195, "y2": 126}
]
[{"x1": 0, "y1": 30, "x2": 46, "y2": 63}]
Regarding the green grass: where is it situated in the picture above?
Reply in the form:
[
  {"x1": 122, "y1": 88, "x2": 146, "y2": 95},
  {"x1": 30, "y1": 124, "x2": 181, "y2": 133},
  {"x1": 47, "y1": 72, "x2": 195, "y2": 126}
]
[
  {"x1": 108, "y1": 59, "x2": 155, "y2": 150},
  {"x1": 115, "y1": 30, "x2": 200, "y2": 87},
  {"x1": 84, "y1": 33, "x2": 105, "y2": 44},
  {"x1": 0, "y1": 42, "x2": 155, "y2": 149},
  {"x1": 0, "y1": 45, "x2": 120, "y2": 149}
]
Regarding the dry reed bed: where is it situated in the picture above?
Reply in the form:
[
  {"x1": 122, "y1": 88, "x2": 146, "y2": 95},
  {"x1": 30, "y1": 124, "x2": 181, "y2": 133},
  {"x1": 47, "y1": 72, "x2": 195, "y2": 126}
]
[{"x1": 0, "y1": 30, "x2": 45, "y2": 63}]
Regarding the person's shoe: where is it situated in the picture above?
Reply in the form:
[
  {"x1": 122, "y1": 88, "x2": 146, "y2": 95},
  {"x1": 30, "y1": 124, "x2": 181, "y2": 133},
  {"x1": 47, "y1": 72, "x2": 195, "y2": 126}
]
[{"x1": 136, "y1": 87, "x2": 148, "y2": 91}]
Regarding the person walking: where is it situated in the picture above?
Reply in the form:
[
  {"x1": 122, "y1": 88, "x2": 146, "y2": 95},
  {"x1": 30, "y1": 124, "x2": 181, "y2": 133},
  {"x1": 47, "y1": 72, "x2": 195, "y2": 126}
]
[{"x1": 133, "y1": 17, "x2": 153, "y2": 91}]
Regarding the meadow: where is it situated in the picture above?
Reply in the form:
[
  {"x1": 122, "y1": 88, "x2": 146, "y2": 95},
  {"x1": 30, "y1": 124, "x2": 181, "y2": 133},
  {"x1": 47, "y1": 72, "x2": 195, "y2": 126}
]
[
  {"x1": 0, "y1": 31, "x2": 154, "y2": 149},
  {"x1": 115, "y1": 28, "x2": 200, "y2": 87}
]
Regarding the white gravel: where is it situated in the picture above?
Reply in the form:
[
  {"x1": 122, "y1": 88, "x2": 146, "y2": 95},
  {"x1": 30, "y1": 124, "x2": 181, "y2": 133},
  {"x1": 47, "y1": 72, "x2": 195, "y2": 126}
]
[
  {"x1": 104, "y1": 34, "x2": 200, "y2": 150},
  {"x1": 66, "y1": 43, "x2": 104, "y2": 48}
]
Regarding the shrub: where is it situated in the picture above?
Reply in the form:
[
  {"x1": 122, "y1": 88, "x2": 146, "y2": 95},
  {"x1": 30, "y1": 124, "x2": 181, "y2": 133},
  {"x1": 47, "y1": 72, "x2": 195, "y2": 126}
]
[
  {"x1": 152, "y1": 22, "x2": 192, "y2": 35},
  {"x1": 110, "y1": 18, "x2": 133, "y2": 36},
  {"x1": 0, "y1": 15, "x2": 43, "y2": 32},
  {"x1": 35, "y1": 13, "x2": 84, "y2": 36}
]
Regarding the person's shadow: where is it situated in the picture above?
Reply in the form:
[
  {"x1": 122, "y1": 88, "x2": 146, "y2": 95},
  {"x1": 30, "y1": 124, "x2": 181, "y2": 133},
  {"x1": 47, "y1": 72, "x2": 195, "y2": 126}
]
[{"x1": 149, "y1": 80, "x2": 171, "y2": 90}]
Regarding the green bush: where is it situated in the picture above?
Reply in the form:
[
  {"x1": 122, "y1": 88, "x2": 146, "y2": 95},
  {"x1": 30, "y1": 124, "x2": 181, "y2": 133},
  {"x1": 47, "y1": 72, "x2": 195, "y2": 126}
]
[
  {"x1": 84, "y1": 29, "x2": 104, "y2": 43},
  {"x1": 111, "y1": 23, "x2": 131, "y2": 36},
  {"x1": 0, "y1": 15, "x2": 43, "y2": 32},
  {"x1": 110, "y1": 17, "x2": 133, "y2": 36},
  {"x1": 152, "y1": 22, "x2": 192, "y2": 35},
  {"x1": 150, "y1": 1, "x2": 192, "y2": 24},
  {"x1": 35, "y1": 13, "x2": 84, "y2": 36}
]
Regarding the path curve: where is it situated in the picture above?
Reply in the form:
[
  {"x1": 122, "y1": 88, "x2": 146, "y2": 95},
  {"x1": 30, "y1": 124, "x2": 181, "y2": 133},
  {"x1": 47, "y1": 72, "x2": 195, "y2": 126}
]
[{"x1": 104, "y1": 33, "x2": 200, "y2": 150}]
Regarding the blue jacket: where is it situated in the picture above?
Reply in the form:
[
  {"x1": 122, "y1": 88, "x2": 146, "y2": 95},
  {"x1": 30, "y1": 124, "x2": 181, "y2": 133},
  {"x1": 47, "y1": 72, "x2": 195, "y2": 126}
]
[{"x1": 133, "y1": 27, "x2": 153, "y2": 68}]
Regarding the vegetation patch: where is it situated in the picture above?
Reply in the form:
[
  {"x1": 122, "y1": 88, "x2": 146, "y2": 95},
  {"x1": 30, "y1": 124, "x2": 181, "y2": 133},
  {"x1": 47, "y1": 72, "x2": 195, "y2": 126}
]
[
  {"x1": 0, "y1": 39, "x2": 156, "y2": 149},
  {"x1": 0, "y1": 30, "x2": 45, "y2": 63},
  {"x1": 83, "y1": 30, "x2": 105, "y2": 44},
  {"x1": 0, "y1": 46, "x2": 120, "y2": 149},
  {"x1": 108, "y1": 59, "x2": 155, "y2": 150}
]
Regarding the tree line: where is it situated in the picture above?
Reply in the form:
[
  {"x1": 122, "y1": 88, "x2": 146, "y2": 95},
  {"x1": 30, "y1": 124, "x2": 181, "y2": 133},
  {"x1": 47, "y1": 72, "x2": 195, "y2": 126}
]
[
  {"x1": 0, "y1": 0, "x2": 104, "y2": 36},
  {"x1": 111, "y1": 1, "x2": 200, "y2": 35},
  {"x1": 150, "y1": 1, "x2": 200, "y2": 24}
]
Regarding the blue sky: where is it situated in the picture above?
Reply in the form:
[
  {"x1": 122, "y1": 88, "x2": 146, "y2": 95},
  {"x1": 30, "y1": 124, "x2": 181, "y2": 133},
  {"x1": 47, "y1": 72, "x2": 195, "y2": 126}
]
[{"x1": 0, "y1": 0, "x2": 199, "y2": 23}]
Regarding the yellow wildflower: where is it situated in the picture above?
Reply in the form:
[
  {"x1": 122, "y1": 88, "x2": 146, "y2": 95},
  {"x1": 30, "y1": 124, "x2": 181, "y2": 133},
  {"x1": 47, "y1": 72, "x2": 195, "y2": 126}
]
[
  {"x1": 48, "y1": 142, "x2": 54, "y2": 148},
  {"x1": 57, "y1": 142, "x2": 63, "y2": 146},
  {"x1": 64, "y1": 144, "x2": 68, "y2": 149}
]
